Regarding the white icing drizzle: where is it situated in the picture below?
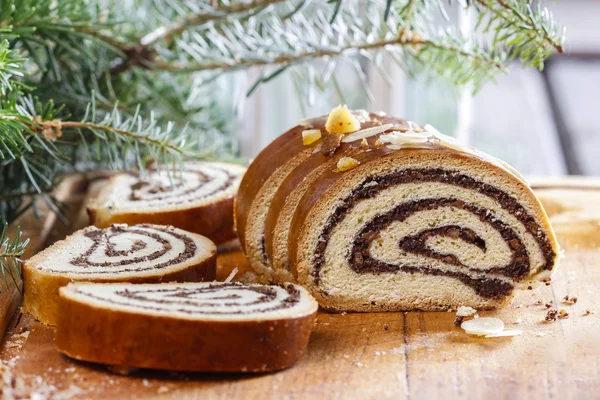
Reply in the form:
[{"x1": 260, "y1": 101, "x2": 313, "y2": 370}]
[
  {"x1": 379, "y1": 124, "x2": 529, "y2": 186},
  {"x1": 341, "y1": 124, "x2": 395, "y2": 143}
]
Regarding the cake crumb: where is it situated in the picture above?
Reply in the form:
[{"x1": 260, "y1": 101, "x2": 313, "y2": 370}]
[
  {"x1": 545, "y1": 309, "x2": 558, "y2": 322},
  {"x1": 527, "y1": 285, "x2": 533, "y2": 290},
  {"x1": 383, "y1": 324, "x2": 389, "y2": 331},
  {"x1": 584, "y1": 309, "x2": 595, "y2": 316},
  {"x1": 561, "y1": 295, "x2": 578, "y2": 305},
  {"x1": 534, "y1": 300, "x2": 543, "y2": 305},
  {"x1": 157, "y1": 386, "x2": 169, "y2": 394},
  {"x1": 545, "y1": 303, "x2": 553, "y2": 309},
  {"x1": 558, "y1": 309, "x2": 569, "y2": 319},
  {"x1": 454, "y1": 306, "x2": 477, "y2": 326}
]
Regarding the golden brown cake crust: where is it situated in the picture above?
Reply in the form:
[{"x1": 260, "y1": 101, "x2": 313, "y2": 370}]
[{"x1": 56, "y1": 286, "x2": 317, "y2": 373}]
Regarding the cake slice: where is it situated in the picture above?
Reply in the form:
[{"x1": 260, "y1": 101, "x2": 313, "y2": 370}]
[
  {"x1": 88, "y1": 161, "x2": 245, "y2": 245},
  {"x1": 23, "y1": 224, "x2": 216, "y2": 325},
  {"x1": 57, "y1": 282, "x2": 318, "y2": 373}
]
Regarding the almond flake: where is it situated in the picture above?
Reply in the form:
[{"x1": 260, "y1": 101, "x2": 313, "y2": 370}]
[
  {"x1": 341, "y1": 124, "x2": 394, "y2": 143},
  {"x1": 485, "y1": 329, "x2": 523, "y2": 338},
  {"x1": 461, "y1": 317, "x2": 504, "y2": 336}
]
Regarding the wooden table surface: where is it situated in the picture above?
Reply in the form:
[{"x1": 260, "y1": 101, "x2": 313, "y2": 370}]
[{"x1": 1, "y1": 176, "x2": 600, "y2": 399}]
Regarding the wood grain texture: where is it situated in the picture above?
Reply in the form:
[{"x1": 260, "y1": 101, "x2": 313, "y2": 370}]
[{"x1": 1, "y1": 177, "x2": 600, "y2": 399}]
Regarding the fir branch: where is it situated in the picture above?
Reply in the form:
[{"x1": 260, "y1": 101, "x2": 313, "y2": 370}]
[
  {"x1": 0, "y1": 223, "x2": 28, "y2": 292},
  {"x1": 139, "y1": 0, "x2": 288, "y2": 47},
  {"x1": 136, "y1": 0, "x2": 562, "y2": 92},
  {"x1": 150, "y1": 34, "x2": 504, "y2": 74},
  {"x1": 0, "y1": 40, "x2": 24, "y2": 95},
  {"x1": 473, "y1": 0, "x2": 564, "y2": 54}
]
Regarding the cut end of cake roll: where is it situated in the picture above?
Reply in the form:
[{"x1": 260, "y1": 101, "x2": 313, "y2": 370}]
[
  {"x1": 88, "y1": 162, "x2": 245, "y2": 245},
  {"x1": 293, "y1": 148, "x2": 559, "y2": 312},
  {"x1": 57, "y1": 282, "x2": 318, "y2": 373},
  {"x1": 23, "y1": 224, "x2": 217, "y2": 325},
  {"x1": 235, "y1": 106, "x2": 560, "y2": 312}
]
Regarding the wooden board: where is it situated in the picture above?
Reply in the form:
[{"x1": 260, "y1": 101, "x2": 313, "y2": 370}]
[{"x1": 1, "y1": 177, "x2": 600, "y2": 399}]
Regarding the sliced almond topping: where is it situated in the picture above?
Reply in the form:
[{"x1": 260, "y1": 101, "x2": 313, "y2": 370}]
[
  {"x1": 485, "y1": 329, "x2": 523, "y2": 338},
  {"x1": 334, "y1": 157, "x2": 360, "y2": 172},
  {"x1": 341, "y1": 124, "x2": 395, "y2": 143},
  {"x1": 302, "y1": 129, "x2": 322, "y2": 145},
  {"x1": 461, "y1": 317, "x2": 504, "y2": 336}
]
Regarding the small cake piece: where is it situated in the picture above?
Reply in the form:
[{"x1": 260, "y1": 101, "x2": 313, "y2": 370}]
[
  {"x1": 57, "y1": 282, "x2": 318, "y2": 373},
  {"x1": 88, "y1": 162, "x2": 245, "y2": 245},
  {"x1": 23, "y1": 224, "x2": 217, "y2": 325}
]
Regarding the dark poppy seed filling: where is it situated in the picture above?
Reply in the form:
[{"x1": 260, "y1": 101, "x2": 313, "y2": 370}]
[
  {"x1": 74, "y1": 282, "x2": 301, "y2": 315},
  {"x1": 312, "y1": 168, "x2": 556, "y2": 299},
  {"x1": 58, "y1": 224, "x2": 197, "y2": 274}
]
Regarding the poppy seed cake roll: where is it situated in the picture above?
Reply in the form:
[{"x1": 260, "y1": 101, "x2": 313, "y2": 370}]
[{"x1": 236, "y1": 107, "x2": 559, "y2": 311}]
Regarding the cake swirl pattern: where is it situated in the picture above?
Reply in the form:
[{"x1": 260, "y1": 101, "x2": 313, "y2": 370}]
[
  {"x1": 313, "y1": 169, "x2": 555, "y2": 300},
  {"x1": 70, "y1": 282, "x2": 303, "y2": 317},
  {"x1": 66, "y1": 225, "x2": 196, "y2": 274},
  {"x1": 124, "y1": 164, "x2": 238, "y2": 207}
]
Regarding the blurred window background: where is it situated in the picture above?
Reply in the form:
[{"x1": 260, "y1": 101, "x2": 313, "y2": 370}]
[{"x1": 235, "y1": 0, "x2": 599, "y2": 176}]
